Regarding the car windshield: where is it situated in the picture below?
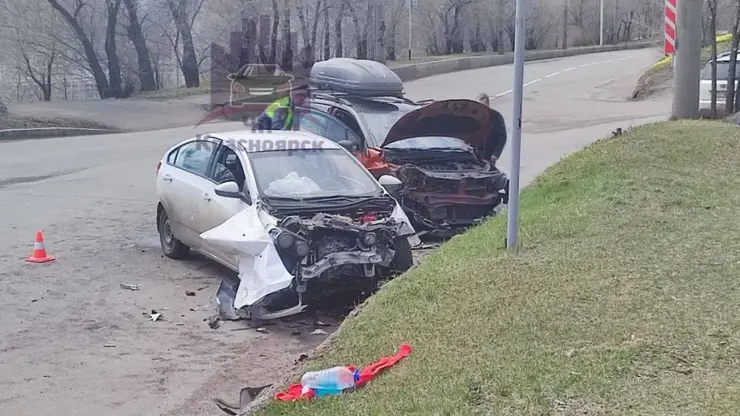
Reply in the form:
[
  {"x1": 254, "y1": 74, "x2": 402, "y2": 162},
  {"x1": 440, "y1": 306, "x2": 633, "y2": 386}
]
[
  {"x1": 383, "y1": 136, "x2": 473, "y2": 151},
  {"x1": 350, "y1": 100, "x2": 416, "y2": 147},
  {"x1": 248, "y1": 148, "x2": 381, "y2": 199}
]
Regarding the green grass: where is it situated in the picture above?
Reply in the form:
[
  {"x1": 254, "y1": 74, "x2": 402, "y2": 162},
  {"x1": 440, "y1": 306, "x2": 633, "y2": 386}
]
[
  {"x1": 255, "y1": 120, "x2": 740, "y2": 416},
  {"x1": 2, "y1": 114, "x2": 116, "y2": 130}
]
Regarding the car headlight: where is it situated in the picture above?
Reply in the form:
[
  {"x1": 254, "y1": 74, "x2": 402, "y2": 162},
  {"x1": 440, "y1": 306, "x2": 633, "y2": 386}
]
[
  {"x1": 294, "y1": 240, "x2": 310, "y2": 257},
  {"x1": 270, "y1": 228, "x2": 294, "y2": 249},
  {"x1": 363, "y1": 232, "x2": 377, "y2": 246}
]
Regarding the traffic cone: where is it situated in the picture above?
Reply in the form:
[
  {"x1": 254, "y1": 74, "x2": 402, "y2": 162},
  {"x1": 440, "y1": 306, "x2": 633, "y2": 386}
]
[{"x1": 26, "y1": 231, "x2": 55, "y2": 263}]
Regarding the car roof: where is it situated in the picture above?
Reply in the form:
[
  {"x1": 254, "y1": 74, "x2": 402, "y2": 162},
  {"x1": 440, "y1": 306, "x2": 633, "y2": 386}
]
[
  {"x1": 716, "y1": 51, "x2": 740, "y2": 62},
  {"x1": 207, "y1": 130, "x2": 343, "y2": 153}
]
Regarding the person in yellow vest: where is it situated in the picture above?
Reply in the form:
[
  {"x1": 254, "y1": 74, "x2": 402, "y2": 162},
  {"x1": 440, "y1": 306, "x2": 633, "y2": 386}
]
[{"x1": 254, "y1": 79, "x2": 310, "y2": 130}]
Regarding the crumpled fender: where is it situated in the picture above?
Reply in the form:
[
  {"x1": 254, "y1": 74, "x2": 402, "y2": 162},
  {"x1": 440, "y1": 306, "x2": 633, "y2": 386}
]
[{"x1": 199, "y1": 206, "x2": 293, "y2": 309}]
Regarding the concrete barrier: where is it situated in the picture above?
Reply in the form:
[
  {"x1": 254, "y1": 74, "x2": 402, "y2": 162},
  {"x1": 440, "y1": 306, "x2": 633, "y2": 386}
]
[{"x1": 392, "y1": 40, "x2": 659, "y2": 82}]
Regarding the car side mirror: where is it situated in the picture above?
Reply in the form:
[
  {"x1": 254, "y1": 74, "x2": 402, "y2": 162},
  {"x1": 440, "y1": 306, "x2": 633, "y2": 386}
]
[
  {"x1": 214, "y1": 181, "x2": 252, "y2": 205},
  {"x1": 378, "y1": 175, "x2": 402, "y2": 197}
]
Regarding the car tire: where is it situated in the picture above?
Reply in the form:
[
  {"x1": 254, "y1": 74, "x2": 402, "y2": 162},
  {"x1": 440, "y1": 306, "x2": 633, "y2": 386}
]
[
  {"x1": 158, "y1": 209, "x2": 190, "y2": 259},
  {"x1": 390, "y1": 237, "x2": 414, "y2": 274}
]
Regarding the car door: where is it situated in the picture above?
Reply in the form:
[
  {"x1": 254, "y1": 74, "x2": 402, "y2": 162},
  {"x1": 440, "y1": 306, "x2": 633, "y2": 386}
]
[
  {"x1": 164, "y1": 138, "x2": 220, "y2": 248},
  {"x1": 197, "y1": 144, "x2": 252, "y2": 268}
]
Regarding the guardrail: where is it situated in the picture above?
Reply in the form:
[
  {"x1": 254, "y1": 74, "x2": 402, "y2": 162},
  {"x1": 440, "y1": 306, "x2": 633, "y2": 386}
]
[{"x1": 392, "y1": 40, "x2": 660, "y2": 82}]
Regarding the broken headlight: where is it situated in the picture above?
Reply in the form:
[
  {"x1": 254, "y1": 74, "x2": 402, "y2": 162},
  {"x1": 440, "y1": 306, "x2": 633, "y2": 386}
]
[
  {"x1": 270, "y1": 228, "x2": 294, "y2": 249},
  {"x1": 362, "y1": 232, "x2": 377, "y2": 246},
  {"x1": 270, "y1": 227, "x2": 310, "y2": 257}
]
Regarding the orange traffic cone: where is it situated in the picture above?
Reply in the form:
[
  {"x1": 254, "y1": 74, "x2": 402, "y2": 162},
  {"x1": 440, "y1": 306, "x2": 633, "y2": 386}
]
[{"x1": 26, "y1": 231, "x2": 55, "y2": 263}]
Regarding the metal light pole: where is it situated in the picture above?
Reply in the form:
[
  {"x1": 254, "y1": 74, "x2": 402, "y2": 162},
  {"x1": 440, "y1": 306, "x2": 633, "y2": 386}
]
[
  {"x1": 506, "y1": 0, "x2": 526, "y2": 249},
  {"x1": 599, "y1": 0, "x2": 604, "y2": 45}
]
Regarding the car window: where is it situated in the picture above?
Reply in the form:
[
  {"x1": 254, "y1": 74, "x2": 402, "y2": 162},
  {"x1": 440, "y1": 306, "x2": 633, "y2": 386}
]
[
  {"x1": 294, "y1": 108, "x2": 363, "y2": 148},
  {"x1": 172, "y1": 140, "x2": 215, "y2": 176},
  {"x1": 210, "y1": 145, "x2": 247, "y2": 189},
  {"x1": 701, "y1": 61, "x2": 740, "y2": 80}
]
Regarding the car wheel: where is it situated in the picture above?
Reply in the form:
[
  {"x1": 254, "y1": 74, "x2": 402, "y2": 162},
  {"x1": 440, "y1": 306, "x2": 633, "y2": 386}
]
[
  {"x1": 158, "y1": 209, "x2": 190, "y2": 259},
  {"x1": 389, "y1": 236, "x2": 414, "y2": 274}
]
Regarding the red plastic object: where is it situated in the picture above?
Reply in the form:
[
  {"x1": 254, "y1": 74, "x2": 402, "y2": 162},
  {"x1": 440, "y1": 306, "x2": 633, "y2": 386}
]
[{"x1": 275, "y1": 343, "x2": 412, "y2": 402}]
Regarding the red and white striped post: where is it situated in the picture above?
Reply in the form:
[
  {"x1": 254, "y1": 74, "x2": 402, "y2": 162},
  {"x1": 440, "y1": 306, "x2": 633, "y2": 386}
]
[{"x1": 665, "y1": 0, "x2": 677, "y2": 56}]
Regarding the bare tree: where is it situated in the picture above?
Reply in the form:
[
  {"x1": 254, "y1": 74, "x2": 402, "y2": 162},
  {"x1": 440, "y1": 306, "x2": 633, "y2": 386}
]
[
  {"x1": 122, "y1": 0, "x2": 156, "y2": 91},
  {"x1": 15, "y1": 29, "x2": 57, "y2": 101},
  {"x1": 165, "y1": 0, "x2": 205, "y2": 87},
  {"x1": 726, "y1": 0, "x2": 740, "y2": 115},
  {"x1": 45, "y1": 0, "x2": 126, "y2": 98},
  {"x1": 708, "y1": 0, "x2": 719, "y2": 118}
]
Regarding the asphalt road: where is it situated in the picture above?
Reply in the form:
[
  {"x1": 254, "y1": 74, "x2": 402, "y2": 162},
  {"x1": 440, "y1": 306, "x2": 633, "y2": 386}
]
[{"x1": 0, "y1": 47, "x2": 669, "y2": 416}]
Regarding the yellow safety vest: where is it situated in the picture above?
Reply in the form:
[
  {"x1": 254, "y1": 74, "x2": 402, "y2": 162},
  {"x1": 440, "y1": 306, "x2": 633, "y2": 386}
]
[{"x1": 264, "y1": 97, "x2": 293, "y2": 129}]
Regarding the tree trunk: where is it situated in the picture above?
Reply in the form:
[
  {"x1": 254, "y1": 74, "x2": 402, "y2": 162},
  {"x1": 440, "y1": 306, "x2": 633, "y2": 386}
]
[
  {"x1": 561, "y1": 0, "x2": 568, "y2": 49},
  {"x1": 282, "y1": 0, "x2": 293, "y2": 69},
  {"x1": 709, "y1": 1, "x2": 717, "y2": 118},
  {"x1": 46, "y1": 0, "x2": 111, "y2": 98},
  {"x1": 270, "y1": 0, "x2": 280, "y2": 64},
  {"x1": 345, "y1": 2, "x2": 363, "y2": 58},
  {"x1": 123, "y1": 0, "x2": 156, "y2": 91},
  {"x1": 106, "y1": 0, "x2": 124, "y2": 98},
  {"x1": 167, "y1": 0, "x2": 200, "y2": 88},
  {"x1": 334, "y1": 0, "x2": 344, "y2": 57},
  {"x1": 323, "y1": 6, "x2": 331, "y2": 59},
  {"x1": 726, "y1": 3, "x2": 740, "y2": 115},
  {"x1": 497, "y1": 0, "x2": 505, "y2": 54}
]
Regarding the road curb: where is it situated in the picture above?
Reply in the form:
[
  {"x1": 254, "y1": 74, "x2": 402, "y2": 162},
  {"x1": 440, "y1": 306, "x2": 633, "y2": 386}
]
[
  {"x1": 390, "y1": 40, "x2": 659, "y2": 82},
  {"x1": 0, "y1": 127, "x2": 123, "y2": 141}
]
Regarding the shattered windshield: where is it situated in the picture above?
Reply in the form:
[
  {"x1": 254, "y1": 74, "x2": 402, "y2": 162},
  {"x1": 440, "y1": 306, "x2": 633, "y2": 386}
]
[{"x1": 249, "y1": 148, "x2": 382, "y2": 199}]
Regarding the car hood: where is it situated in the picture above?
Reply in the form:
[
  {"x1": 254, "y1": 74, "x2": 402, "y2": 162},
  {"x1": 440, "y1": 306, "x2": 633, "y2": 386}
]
[{"x1": 380, "y1": 99, "x2": 507, "y2": 159}]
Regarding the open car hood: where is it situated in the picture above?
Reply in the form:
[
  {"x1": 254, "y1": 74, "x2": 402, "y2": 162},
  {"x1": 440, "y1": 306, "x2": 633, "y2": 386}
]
[{"x1": 380, "y1": 99, "x2": 507, "y2": 159}]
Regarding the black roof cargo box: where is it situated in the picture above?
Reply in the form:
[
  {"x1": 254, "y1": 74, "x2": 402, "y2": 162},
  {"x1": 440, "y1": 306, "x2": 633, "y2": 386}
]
[{"x1": 309, "y1": 58, "x2": 404, "y2": 97}]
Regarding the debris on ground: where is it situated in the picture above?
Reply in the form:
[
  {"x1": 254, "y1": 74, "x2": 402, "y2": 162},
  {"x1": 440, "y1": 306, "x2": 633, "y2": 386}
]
[
  {"x1": 275, "y1": 343, "x2": 412, "y2": 401},
  {"x1": 185, "y1": 290, "x2": 196, "y2": 296},
  {"x1": 120, "y1": 283, "x2": 140, "y2": 291},
  {"x1": 310, "y1": 329, "x2": 328, "y2": 336},
  {"x1": 256, "y1": 327, "x2": 268, "y2": 333},
  {"x1": 213, "y1": 385, "x2": 272, "y2": 415},
  {"x1": 149, "y1": 310, "x2": 162, "y2": 322},
  {"x1": 315, "y1": 321, "x2": 331, "y2": 327},
  {"x1": 103, "y1": 343, "x2": 115, "y2": 348},
  {"x1": 208, "y1": 315, "x2": 221, "y2": 329}
]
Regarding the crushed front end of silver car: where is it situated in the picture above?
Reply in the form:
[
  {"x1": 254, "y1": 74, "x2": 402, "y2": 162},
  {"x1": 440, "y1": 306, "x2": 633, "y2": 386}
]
[{"x1": 203, "y1": 196, "x2": 416, "y2": 321}]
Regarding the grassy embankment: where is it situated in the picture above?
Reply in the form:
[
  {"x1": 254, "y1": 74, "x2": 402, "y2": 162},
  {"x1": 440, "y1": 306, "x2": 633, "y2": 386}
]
[
  {"x1": 256, "y1": 120, "x2": 740, "y2": 416},
  {"x1": 632, "y1": 33, "x2": 733, "y2": 100}
]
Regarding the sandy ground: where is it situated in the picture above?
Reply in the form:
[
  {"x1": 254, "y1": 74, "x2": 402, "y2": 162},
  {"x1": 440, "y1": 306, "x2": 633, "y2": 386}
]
[{"x1": 0, "y1": 48, "x2": 670, "y2": 416}]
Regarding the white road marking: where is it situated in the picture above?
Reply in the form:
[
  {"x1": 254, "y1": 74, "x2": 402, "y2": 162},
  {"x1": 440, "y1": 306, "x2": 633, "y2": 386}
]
[{"x1": 492, "y1": 53, "x2": 626, "y2": 98}]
